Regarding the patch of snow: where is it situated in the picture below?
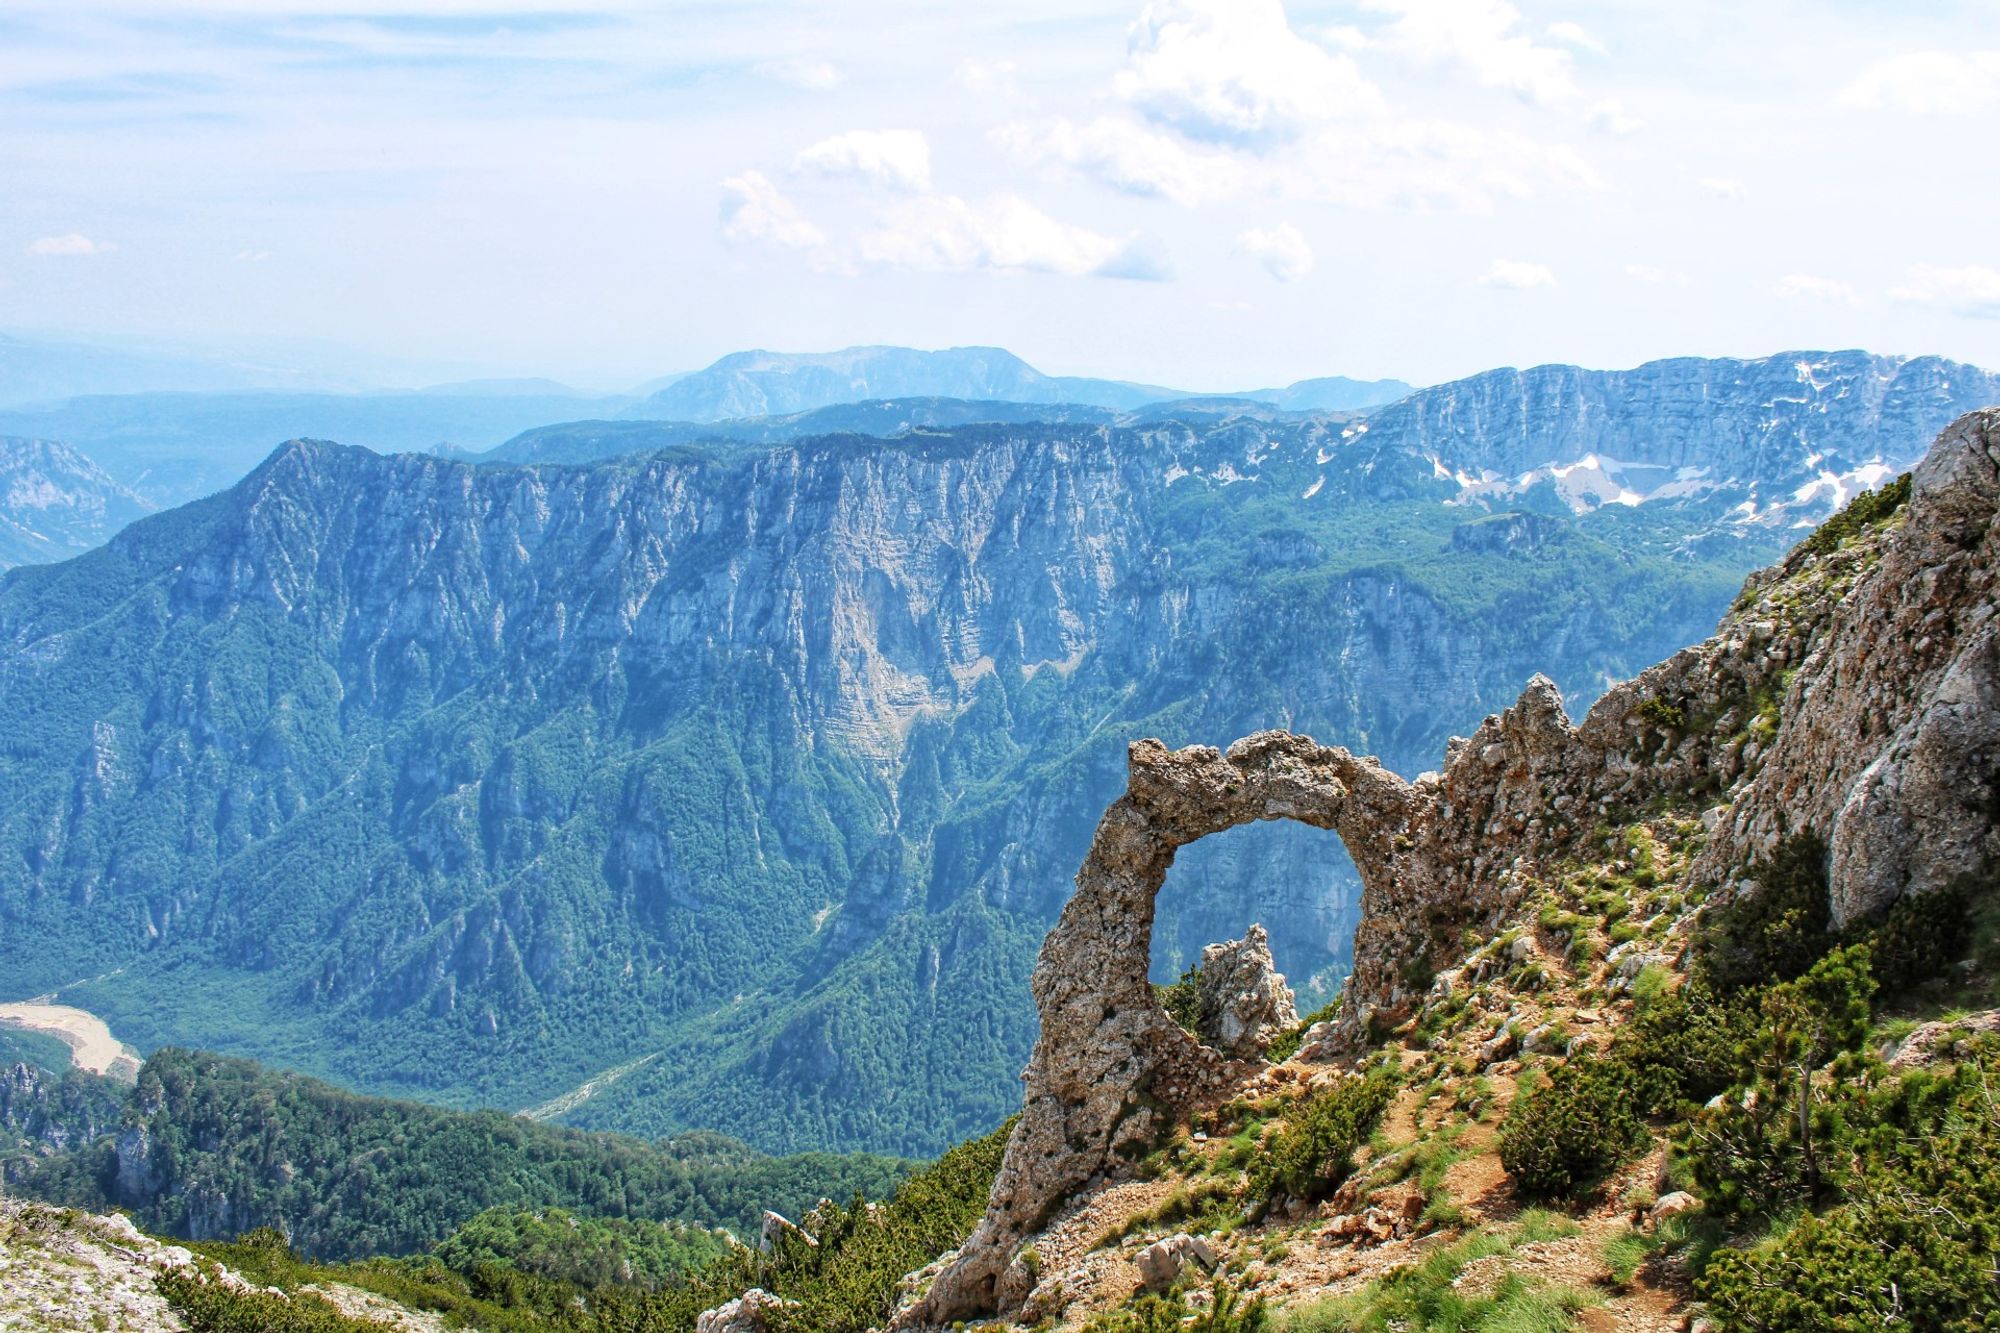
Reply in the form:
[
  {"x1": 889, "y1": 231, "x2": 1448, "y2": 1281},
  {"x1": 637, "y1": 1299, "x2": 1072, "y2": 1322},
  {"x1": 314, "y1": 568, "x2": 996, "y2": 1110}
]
[{"x1": 1302, "y1": 476, "x2": 1324, "y2": 499}]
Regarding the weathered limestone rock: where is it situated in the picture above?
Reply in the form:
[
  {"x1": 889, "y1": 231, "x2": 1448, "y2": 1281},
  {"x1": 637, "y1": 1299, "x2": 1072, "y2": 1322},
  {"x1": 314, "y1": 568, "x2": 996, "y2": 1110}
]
[
  {"x1": 1194, "y1": 925, "x2": 1298, "y2": 1057},
  {"x1": 695, "y1": 1288, "x2": 796, "y2": 1333},
  {"x1": 1135, "y1": 1232, "x2": 1217, "y2": 1291},
  {"x1": 759, "y1": 1210, "x2": 815, "y2": 1252},
  {"x1": 1886, "y1": 1008, "x2": 2000, "y2": 1069},
  {"x1": 904, "y1": 412, "x2": 2000, "y2": 1326},
  {"x1": 1650, "y1": 1191, "x2": 1701, "y2": 1221},
  {"x1": 905, "y1": 732, "x2": 1418, "y2": 1325}
]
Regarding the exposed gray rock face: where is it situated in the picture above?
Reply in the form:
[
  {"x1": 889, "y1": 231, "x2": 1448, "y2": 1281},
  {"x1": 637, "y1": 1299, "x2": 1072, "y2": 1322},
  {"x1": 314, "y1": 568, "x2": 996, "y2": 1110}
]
[
  {"x1": 1361, "y1": 351, "x2": 1998, "y2": 514},
  {"x1": 913, "y1": 733, "x2": 1417, "y2": 1322},
  {"x1": 1194, "y1": 925, "x2": 1297, "y2": 1057},
  {"x1": 0, "y1": 1061, "x2": 122, "y2": 1175},
  {"x1": 0, "y1": 436, "x2": 152, "y2": 569},
  {"x1": 913, "y1": 411, "x2": 2000, "y2": 1324},
  {"x1": 1135, "y1": 1232, "x2": 1217, "y2": 1291},
  {"x1": 1700, "y1": 411, "x2": 2000, "y2": 922},
  {"x1": 695, "y1": 1288, "x2": 797, "y2": 1333}
]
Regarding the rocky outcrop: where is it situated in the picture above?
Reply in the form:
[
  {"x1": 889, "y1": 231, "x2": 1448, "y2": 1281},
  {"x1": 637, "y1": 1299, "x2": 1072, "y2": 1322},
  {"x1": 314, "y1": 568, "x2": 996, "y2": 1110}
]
[
  {"x1": 912, "y1": 410, "x2": 2000, "y2": 1324},
  {"x1": 912, "y1": 733, "x2": 1419, "y2": 1321},
  {"x1": 695, "y1": 1288, "x2": 797, "y2": 1333},
  {"x1": 1701, "y1": 410, "x2": 2000, "y2": 922},
  {"x1": 1193, "y1": 926, "x2": 1297, "y2": 1057}
]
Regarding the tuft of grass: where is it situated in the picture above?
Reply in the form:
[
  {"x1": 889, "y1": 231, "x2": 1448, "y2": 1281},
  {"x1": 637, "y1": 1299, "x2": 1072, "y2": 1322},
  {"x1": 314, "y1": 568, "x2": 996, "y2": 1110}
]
[
  {"x1": 1274, "y1": 1227, "x2": 1596, "y2": 1333},
  {"x1": 1600, "y1": 1226, "x2": 1659, "y2": 1286}
]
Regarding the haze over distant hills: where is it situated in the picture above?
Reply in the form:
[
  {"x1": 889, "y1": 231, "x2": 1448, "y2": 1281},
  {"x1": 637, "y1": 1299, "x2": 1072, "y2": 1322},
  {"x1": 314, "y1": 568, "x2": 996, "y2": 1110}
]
[
  {"x1": 0, "y1": 347, "x2": 1988, "y2": 1157},
  {"x1": 620, "y1": 345, "x2": 1413, "y2": 422},
  {"x1": 0, "y1": 341, "x2": 1412, "y2": 521}
]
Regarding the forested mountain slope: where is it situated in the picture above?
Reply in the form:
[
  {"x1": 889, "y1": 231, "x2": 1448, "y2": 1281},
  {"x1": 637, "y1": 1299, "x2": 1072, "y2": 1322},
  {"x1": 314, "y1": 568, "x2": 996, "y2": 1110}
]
[{"x1": 0, "y1": 352, "x2": 1990, "y2": 1157}]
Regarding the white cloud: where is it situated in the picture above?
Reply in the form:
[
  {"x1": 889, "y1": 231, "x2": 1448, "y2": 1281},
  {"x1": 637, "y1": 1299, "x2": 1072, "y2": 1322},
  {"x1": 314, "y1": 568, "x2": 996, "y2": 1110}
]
[
  {"x1": 719, "y1": 171, "x2": 826, "y2": 251},
  {"x1": 234, "y1": 249, "x2": 271, "y2": 262},
  {"x1": 1625, "y1": 264, "x2": 1689, "y2": 287},
  {"x1": 1700, "y1": 176, "x2": 1745, "y2": 199},
  {"x1": 1839, "y1": 52, "x2": 2000, "y2": 115},
  {"x1": 1363, "y1": 0, "x2": 1579, "y2": 107},
  {"x1": 1116, "y1": 0, "x2": 1384, "y2": 148},
  {"x1": 1297, "y1": 119, "x2": 1601, "y2": 212},
  {"x1": 1237, "y1": 222, "x2": 1314, "y2": 281},
  {"x1": 26, "y1": 232, "x2": 110, "y2": 257},
  {"x1": 955, "y1": 58, "x2": 1019, "y2": 95},
  {"x1": 794, "y1": 130, "x2": 932, "y2": 193},
  {"x1": 995, "y1": 117, "x2": 1241, "y2": 205},
  {"x1": 1480, "y1": 258, "x2": 1554, "y2": 289},
  {"x1": 1545, "y1": 21, "x2": 1605, "y2": 56},
  {"x1": 857, "y1": 194, "x2": 1170, "y2": 281},
  {"x1": 1586, "y1": 98, "x2": 1642, "y2": 134},
  {"x1": 1890, "y1": 264, "x2": 2000, "y2": 319},
  {"x1": 753, "y1": 57, "x2": 842, "y2": 91},
  {"x1": 1775, "y1": 273, "x2": 1860, "y2": 306}
]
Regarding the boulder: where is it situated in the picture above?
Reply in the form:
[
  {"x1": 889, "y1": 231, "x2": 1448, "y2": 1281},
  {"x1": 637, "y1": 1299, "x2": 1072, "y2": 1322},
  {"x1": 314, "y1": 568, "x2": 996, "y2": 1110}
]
[
  {"x1": 1135, "y1": 1232, "x2": 1218, "y2": 1292},
  {"x1": 1650, "y1": 1191, "x2": 1701, "y2": 1221}
]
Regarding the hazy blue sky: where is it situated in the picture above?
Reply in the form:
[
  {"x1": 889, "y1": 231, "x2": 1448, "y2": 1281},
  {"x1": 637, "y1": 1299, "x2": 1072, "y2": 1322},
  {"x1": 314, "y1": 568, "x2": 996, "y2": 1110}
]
[{"x1": 4, "y1": 0, "x2": 1998, "y2": 390}]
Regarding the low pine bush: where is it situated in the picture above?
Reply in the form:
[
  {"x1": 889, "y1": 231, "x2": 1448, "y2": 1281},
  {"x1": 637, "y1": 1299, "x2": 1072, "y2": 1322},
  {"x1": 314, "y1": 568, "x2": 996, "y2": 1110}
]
[
  {"x1": 1252, "y1": 1061, "x2": 1400, "y2": 1205},
  {"x1": 1498, "y1": 1059, "x2": 1648, "y2": 1200}
]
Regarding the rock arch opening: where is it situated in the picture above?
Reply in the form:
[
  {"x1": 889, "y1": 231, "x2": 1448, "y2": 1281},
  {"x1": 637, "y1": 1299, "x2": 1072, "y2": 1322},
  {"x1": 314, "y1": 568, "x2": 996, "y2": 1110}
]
[
  {"x1": 910, "y1": 731, "x2": 1418, "y2": 1324},
  {"x1": 1150, "y1": 818, "x2": 1361, "y2": 1039}
]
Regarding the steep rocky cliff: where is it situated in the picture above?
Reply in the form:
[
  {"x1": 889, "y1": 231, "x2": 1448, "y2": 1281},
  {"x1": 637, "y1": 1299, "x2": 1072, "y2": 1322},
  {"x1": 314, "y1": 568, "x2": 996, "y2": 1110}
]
[{"x1": 0, "y1": 358, "x2": 1990, "y2": 1157}]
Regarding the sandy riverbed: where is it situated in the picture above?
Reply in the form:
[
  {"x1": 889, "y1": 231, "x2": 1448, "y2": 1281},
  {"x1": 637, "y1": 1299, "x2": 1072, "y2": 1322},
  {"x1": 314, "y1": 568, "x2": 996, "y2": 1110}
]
[{"x1": 0, "y1": 1001, "x2": 143, "y2": 1081}]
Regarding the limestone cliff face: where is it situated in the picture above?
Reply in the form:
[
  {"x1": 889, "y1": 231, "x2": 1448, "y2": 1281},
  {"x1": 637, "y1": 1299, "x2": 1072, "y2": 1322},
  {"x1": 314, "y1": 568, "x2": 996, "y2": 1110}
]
[
  {"x1": 912, "y1": 410, "x2": 2000, "y2": 1322},
  {"x1": 0, "y1": 386, "x2": 1987, "y2": 1154},
  {"x1": 1362, "y1": 351, "x2": 1995, "y2": 508},
  {"x1": 0, "y1": 436, "x2": 153, "y2": 569}
]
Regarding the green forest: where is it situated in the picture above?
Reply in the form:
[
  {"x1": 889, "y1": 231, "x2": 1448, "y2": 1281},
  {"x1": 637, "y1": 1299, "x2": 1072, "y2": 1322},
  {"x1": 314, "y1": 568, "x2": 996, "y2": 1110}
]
[{"x1": 14, "y1": 1048, "x2": 910, "y2": 1259}]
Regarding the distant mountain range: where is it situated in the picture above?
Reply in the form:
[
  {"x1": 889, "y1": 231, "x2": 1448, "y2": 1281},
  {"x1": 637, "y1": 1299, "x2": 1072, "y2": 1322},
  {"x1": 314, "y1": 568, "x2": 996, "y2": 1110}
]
[
  {"x1": 619, "y1": 345, "x2": 1412, "y2": 422},
  {"x1": 0, "y1": 348, "x2": 1988, "y2": 1158},
  {"x1": 0, "y1": 344, "x2": 1412, "y2": 525}
]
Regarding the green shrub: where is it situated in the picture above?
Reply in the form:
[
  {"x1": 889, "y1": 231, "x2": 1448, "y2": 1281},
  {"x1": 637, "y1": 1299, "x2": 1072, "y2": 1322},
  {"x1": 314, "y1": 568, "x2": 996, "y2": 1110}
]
[
  {"x1": 1497, "y1": 1058, "x2": 1648, "y2": 1200},
  {"x1": 159, "y1": 1261, "x2": 381, "y2": 1333},
  {"x1": 1266, "y1": 996, "x2": 1341, "y2": 1064},
  {"x1": 1848, "y1": 877, "x2": 1975, "y2": 999},
  {"x1": 1083, "y1": 1279, "x2": 1268, "y2": 1332},
  {"x1": 1619, "y1": 973, "x2": 1758, "y2": 1114},
  {"x1": 1637, "y1": 697, "x2": 1685, "y2": 731},
  {"x1": 1697, "y1": 832, "x2": 1834, "y2": 993},
  {"x1": 432, "y1": 1206, "x2": 724, "y2": 1289},
  {"x1": 1799, "y1": 473, "x2": 1911, "y2": 558},
  {"x1": 1683, "y1": 947, "x2": 1876, "y2": 1220},
  {"x1": 1697, "y1": 1051, "x2": 2000, "y2": 1331},
  {"x1": 1156, "y1": 965, "x2": 1213, "y2": 1039},
  {"x1": 1252, "y1": 1062, "x2": 1400, "y2": 1205}
]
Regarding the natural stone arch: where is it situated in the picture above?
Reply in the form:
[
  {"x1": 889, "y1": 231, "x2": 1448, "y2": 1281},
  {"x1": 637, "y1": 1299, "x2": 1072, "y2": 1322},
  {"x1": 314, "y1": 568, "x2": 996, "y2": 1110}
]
[{"x1": 911, "y1": 731, "x2": 1418, "y2": 1325}]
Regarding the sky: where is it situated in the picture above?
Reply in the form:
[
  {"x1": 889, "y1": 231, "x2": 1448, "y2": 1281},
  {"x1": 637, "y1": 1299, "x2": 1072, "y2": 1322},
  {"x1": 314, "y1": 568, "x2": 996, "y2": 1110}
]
[{"x1": 2, "y1": 0, "x2": 1998, "y2": 392}]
